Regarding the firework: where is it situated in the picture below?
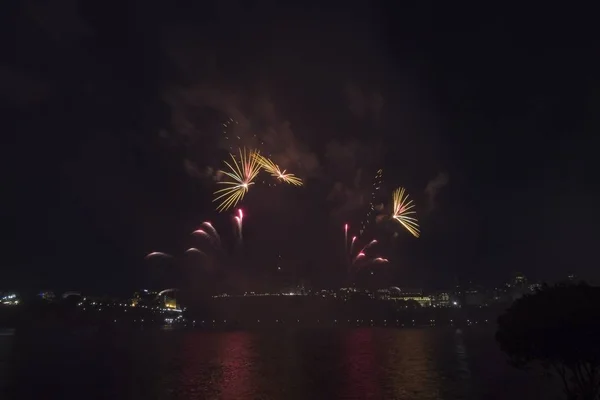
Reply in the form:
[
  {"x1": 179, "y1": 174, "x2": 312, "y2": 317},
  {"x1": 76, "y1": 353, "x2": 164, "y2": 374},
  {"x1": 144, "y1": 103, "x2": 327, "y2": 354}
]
[
  {"x1": 253, "y1": 153, "x2": 303, "y2": 186},
  {"x1": 360, "y1": 239, "x2": 378, "y2": 254},
  {"x1": 193, "y1": 225, "x2": 223, "y2": 263},
  {"x1": 353, "y1": 251, "x2": 366, "y2": 264},
  {"x1": 144, "y1": 252, "x2": 172, "y2": 259},
  {"x1": 192, "y1": 228, "x2": 222, "y2": 253},
  {"x1": 185, "y1": 248, "x2": 206, "y2": 256},
  {"x1": 360, "y1": 169, "x2": 383, "y2": 237},
  {"x1": 192, "y1": 229, "x2": 211, "y2": 239},
  {"x1": 213, "y1": 148, "x2": 261, "y2": 212},
  {"x1": 222, "y1": 118, "x2": 240, "y2": 151},
  {"x1": 201, "y1": 222, "x2": 221, "y2": 244},
  {"x1": 344, "y1": 223, "x2": 349, "y2": 252},
  {"x1": 350, "y1": 236, "x2": 357, "y2": 256},
  {"x1": 392, "y1": 187, "x2": 420, "y2": 238},
  {"x1": 348, "y1": 238, "x2": 379, "y2": 267},
  {"x1": 355, "y1": 255, "x2": 389, "y2": 269},
  {"x1": 234, "y1": 208, "x2": 244, "y2": 241},
  {"x1": 193, "y1": 215, "x2": 246, "y2": 265}
]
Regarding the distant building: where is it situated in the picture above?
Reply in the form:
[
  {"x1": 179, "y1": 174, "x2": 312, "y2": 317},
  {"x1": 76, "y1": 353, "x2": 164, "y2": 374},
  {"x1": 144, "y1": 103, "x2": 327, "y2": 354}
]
[
  {"x1": 510, "y1": 273, "x2": 528, "y2": 300},
  {"x1": 38, "y1": 291, "x2": 56, "y2": 302},
  {"x1": 282, "y1": 284, "x2": 308, "y2": 296},
  {"x1": 164, "y1": 298, "x2": 178, "y2": 309},
  {"x1": 432, "y1": 292, "x2": 451, "y2": 307},
  {"x1": 387, "y1": 287, "x2": 431, "y2": 306},
  {"x1": 1, "y1": 292, "x2": 20, "y2": 306},
  {"x1": 157, "y1": 289, "x2": 180, "y2": 310},
  {"x1": 391, "y1": 295, "x2": 432, "y2": 307},
  {"x1": 338, "y1": 287, "x2": 358, "y2": 300},
  {"x1": 130, "y1": 289, "x2": 160, "y2": 307},
  {"x1": 62, "y1": 291, "x2": 82, "y2": 300},
  {"x1": 389, "y1": 287, "x2": 423, "y2": 296},
  {"x1": 464, "y1": 289, "x2": 485, "y2": 306},
  {"x1": 513, "y1": 273, "x2": 527, "y2": 286},
  {"x1": 529, "y1": 283, "x2": 542, "y2": 292}
]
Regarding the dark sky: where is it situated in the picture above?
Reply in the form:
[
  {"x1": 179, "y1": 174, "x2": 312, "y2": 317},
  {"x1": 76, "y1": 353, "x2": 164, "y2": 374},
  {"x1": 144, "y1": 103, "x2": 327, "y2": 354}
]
[{"x1": 3, "y1": 1, "x2": 599, "y2": 294}]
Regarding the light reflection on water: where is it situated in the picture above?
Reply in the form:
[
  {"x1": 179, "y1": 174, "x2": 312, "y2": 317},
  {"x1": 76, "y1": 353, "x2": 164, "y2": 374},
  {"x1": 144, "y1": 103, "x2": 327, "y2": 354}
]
[
  {"x1": 217, "y1": 332, "x2": 253, "y2": 399},
  {"x1": 1, "y1": 328, "x2": 557, "y2": 399},
  {"x1": 384, "y1": 328, "x2": 442, "y2": 399},
  {"x1": 342, "y1": 328, "x2": 380, "y2": 399}
]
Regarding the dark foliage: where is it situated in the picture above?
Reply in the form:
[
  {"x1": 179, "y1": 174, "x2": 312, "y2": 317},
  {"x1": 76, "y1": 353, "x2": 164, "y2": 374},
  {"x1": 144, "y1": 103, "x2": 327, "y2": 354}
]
[{"x1": 497, "y1": 283, "x2": 600, "y2": 399}]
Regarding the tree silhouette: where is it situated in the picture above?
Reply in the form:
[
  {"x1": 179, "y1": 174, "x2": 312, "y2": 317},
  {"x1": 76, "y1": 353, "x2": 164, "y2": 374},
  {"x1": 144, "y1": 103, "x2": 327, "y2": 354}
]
[{"x1": 496, "y1": 283, "x2": 600, "y2": 400}]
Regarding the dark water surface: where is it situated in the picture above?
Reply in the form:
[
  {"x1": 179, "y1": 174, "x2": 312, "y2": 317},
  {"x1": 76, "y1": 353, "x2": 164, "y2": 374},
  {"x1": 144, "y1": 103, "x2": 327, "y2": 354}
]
[{"x1": 0, "y1": 327, "x2": 558, "y2": 399}]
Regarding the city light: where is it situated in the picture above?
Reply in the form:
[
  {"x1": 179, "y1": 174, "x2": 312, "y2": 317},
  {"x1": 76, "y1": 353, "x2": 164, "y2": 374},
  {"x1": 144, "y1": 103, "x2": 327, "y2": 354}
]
[{"x1": 1, "y1": 293, "x2": 20, "y2": 306}]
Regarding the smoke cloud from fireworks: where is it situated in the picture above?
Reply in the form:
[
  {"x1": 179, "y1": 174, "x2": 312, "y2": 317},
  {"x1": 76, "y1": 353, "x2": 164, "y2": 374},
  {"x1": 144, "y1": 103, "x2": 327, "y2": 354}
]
[{"x1": 424, "y1": 172, "x2": 449, "y2": 212}]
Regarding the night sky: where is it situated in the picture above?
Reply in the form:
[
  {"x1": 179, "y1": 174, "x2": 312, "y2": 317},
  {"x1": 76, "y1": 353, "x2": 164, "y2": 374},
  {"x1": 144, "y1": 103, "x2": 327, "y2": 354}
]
[{"x1": 3, "y1": 1, "x2": 599, "y2": 294}]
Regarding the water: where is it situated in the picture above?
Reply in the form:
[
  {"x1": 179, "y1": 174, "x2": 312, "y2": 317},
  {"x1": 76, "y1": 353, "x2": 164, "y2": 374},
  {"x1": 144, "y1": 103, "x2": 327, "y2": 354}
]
[{"x1": 1, "y1": 327, "x2": 558, "y2": 399}]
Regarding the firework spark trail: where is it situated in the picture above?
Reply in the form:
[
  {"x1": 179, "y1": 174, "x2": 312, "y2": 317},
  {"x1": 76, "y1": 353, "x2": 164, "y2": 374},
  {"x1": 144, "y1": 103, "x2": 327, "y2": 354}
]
[
  {"x1": 223, "y1": 118, "x2": 269, "y2": 155},
  {"x1": 222, "y1": 118, "x2": 239, "y2": 152},
  {"x1": 191, "y1": 218, "x2": 242, "y2": 269},
  {"x1": 192, "y1": 229, "x2": 211, "y2": 240},
  {"x1": 349, "y1": 236, "x2": 357, "y2": 257},
  {"x1": 392, "y1": 187, "x2": 421, "y2": 238},
  {"x1": 344, "y1": 223, "x2": 349, "y2": 253},
  {"x1": 213, "y1": 148, "x2": 261, "y2": 212},
  {"x1": 144, "y1": 252, "x2": 172, "y2": 259},
  {"x1": 360, "y1": 169, "x2": 383, "y2": 237},
  {"x1": 192, "y1": 221, "x2": 230, "y2": 267},
  {"x1": 185, "y1": 248, "x2": 206, "y2": 257},
  {"x1": 354, "y1": 255, "x2": 389, "y2": 270},
  {"x1": 192, "y1": 228, "x2": 224, "y2": 256},
  {"x1": 253, "y1": 153, "x2": 303, "y2": 186},
  {"x1": 353, "y1": 251, "x2": 366, "y2": 264},
  {"x1": 359, "y1": 239, "x2": 378, "y2": 254},
  {"x1": 234, "y1": 209, "x2": 244, "y2": 241},
  {"x1": 201, "y1": 222, "x2": 221, "y2": 244}
]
